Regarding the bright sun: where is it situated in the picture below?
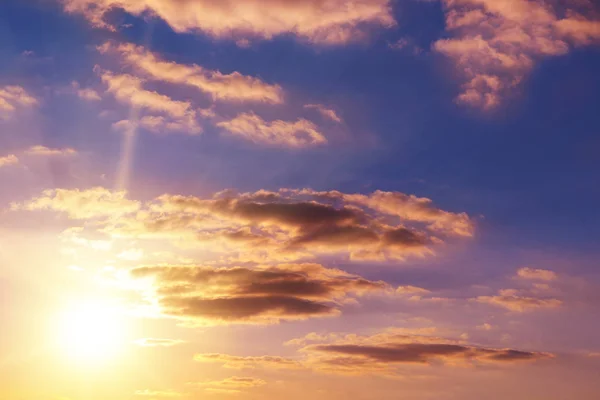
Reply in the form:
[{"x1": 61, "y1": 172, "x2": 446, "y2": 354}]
[{"x1": 56, "y1": 300, "x2": 125, "y2": 363}]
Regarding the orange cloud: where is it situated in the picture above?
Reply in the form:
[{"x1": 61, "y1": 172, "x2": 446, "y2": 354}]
[
  {"x1": 0, "y1": 154, "x2": 19, "y2": 168},
  {"x1": 190, "y1": 376, "x2": 266, "y2": 393},
  {"x1": 70, "y1": 81, "x2": 102, "y2": 101},
  {"x1": 100, "y1": 41, "x2": 284, "y2": 103},
  {"x1": 475, "y1": 289, "x2": 562, "y2": 312},
  {"x1": 25, "y1": 145, "x2": 78, "y2": 157},
  {"x1": 16, "y1": 187, "x2": 473, "y2": 262},
  {"x1": 131, "y1": 263, "x2": 389, "y2": 325},
  {"x1": 13, "y1": 187, "x2": 140, "y2": 219},
  {"x1": 434, "y1": 0, "x2": 600, "y2": 109},
  {"x1": 217, "y1": 112, "x2": 327, "y2": 148},
  {"x1": 516, "y1": 267, "x2": 557, "y2": 281},
  {"x1": 0, "y1": 85, "x2": 38, "y2": 118},
  {"x1": 62, "y1": 0, "x2": 396, "y2": 45},
  {"x1": 194, "y1": 353, "x2": 302, "y2": 369},
  {"x1": 297, "y1": 329, "x2": 554, "y2": 375}
]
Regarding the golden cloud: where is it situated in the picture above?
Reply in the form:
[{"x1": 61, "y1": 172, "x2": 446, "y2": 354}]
[
  {"x1": 194, "y1": 353, "x2": 302, "y2": 369},
  {"x1": 13, "y1": 187, "x2": 140, "y2": 219},
  {"x1": 15, "y1": 187, "x2": 473, "y2": 262},
  {"x1": 190, "y1": 376, "x2": 266, "y2": 393},
  {"x1": 62, "y1": 0, "x2": 396, "y2": 45}
]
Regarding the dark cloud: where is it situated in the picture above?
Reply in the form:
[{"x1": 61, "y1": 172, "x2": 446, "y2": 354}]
[
  {"x1": 308, "y1": 343, "x2": 547, "y2": 364},
  {"x1": 295, "y1": 330, "x2": 554, "y2": 375},
  {"x1": 132, "y1": 263, "x2": 388, "y2": 325},
  {"x1": 18, "y1": 187, "x2": 473, "y2": 262}
]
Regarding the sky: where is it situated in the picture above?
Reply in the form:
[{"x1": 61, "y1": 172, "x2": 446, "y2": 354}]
[{"x1": 1, "y1": 0, "x2": 600, "y2": 399}]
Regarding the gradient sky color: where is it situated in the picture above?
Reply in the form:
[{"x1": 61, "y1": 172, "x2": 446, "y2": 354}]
[{"x1": 1, "y1": 1, "x2": 600, "y2": 399}]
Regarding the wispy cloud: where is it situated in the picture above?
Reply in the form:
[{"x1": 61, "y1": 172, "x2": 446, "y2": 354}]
[
  {"x1": 99, "y1": 69, "x2": 202, "y2": 135},
  {"x1": 194, "y1": 353, "x2": 302, "y2": 369},
  {"x1": 516, "y1": 267, "x2": 558, "y2": 281},
  {"x1": 190, "y1": 377, "x2": 266, "y2": 394},
  {"x1": 217, "y1": 112, "x2": 327, "y2": 148},
  {"x1": 304, "y1": 104, "x2": 343, "y2": 123},
  {"x1": 475, "y1": 289, "x2": 562, "y2": 312},
  {"x1": 0, "y1": 85, "x2": 38, "y2": 118},
  {"x1": 12, "y1": 187, "x2": 140, "y2": 219},
  {"x1": 25, "y1": 145, "x2": 78, "y2": 157},
  {"x1": 100, "y1": 41, "x2": 284, "y2": 104}
]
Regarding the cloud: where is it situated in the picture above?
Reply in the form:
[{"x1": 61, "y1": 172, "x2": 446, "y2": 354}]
[
  {"x1": 0, "y1": 154, "x2": 19, "y2": 168},
  {"x1": 191, "y1": 377, "x2": 266, "y2": 393},
  {"x1": 99, "y1": 69, "x2": 202, "y2": 134},
  {"x1": 25, "y1": 145, "x2": 78, "y2": 157},
  {"x1": 304, "y1": 104, "x2": 343, "y2": 123},
  {"x1": 71, "y1": 81, "x2": 102, "y2": 101},
  {"x1": 12, "y1": 187, "x2": 140, "y2": 219},
  {"x1": 476, "y1": 323, "x2": 493, "y2": 331},
  {"x1": 217, "y1": 112, "x2": 327, "y2": 148},
  {"x1": 134, "y1": 390, "x2": 183, "y2": 397},
  {"x1": 434, "y1": 0, "x2": 600, "y2": 109},
  {"x1": 194, "y1": 353, "x2": 302, "y2": 369},
  {"x1": 396, "y1": 285, "x2": 431, "y2": 295},
  {"x1": 516, "y1": 267, "x2": 557, "y2": 281},
  {"x1": 100, "y1": 41, "x2": 284, "y2": 104},
  {"x1": 134, "y1": 338, "x2": 185, "y2": 347},
  {"x1": 475, "y1": 289, "x2": 562, "y2": 312},
  {"x1": 297, "y1": 329, "x2": 553, "y2": 375},
  {"x1": 0, "y1": 85, "x2": 38, "y2": 118},
  {"x1": 62, "y1": 0, "x2": 396, "y2": 45},
  {"x1": 16, "y1": 187, "x2": 472, "y2": 262},
  {"x1": 131, "y1": 263, "x2": 389, "y2": 325},
  {"x1": 111, "y1": 188, "x2": 471, "y2": 261}
]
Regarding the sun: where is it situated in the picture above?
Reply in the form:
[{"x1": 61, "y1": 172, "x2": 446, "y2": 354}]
[{"x1": 55, "y1": 300, "x2": 126, "y2": 364}]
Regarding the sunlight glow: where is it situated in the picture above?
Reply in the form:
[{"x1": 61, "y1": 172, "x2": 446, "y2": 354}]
[{"x1": 56, "y1": 300, "x2": 126, "y2": 363}]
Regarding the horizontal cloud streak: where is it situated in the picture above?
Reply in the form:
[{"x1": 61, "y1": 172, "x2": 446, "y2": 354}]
[
  {"x1": 131, "y1": 263, "x2": 388, "y2": 324},
  {"x1": 217, "y1": 112, "x2": 327, "y2": 148}
]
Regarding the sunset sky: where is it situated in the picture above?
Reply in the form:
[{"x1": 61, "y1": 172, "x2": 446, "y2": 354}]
[{"x1": 1, "y1": 1, "x2": 600, "y2": 399}]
